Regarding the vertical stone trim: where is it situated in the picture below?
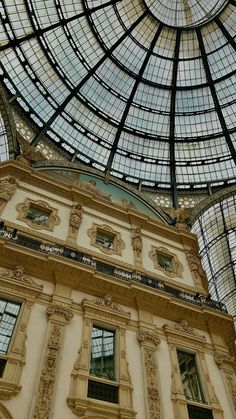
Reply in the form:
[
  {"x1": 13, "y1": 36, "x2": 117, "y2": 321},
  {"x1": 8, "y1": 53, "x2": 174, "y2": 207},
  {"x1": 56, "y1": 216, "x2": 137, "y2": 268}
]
[
  {"x1": 32, "y1": 304, "x2": 73, "y2": 419},
  {"x1": 215, "y1": 353, "x2": 236, "y2": 414},
  {"x1": 137, "y1": 329, "x2": 161, "y2": 419},
  {"x1": 0, "y1": 176, "x2": 18, "y2": 215},
  {"x1": 197, "y1": 351, "x2": 223, "y2": 419}
]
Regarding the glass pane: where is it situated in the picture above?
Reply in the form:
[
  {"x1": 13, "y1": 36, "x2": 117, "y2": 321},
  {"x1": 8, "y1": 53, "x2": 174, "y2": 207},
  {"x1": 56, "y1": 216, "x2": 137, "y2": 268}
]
[
  {"x1": 90, "y1": 326, "x2": 115, "y2": 380},
  {"x1": 96, "y1": 231, "x2": 114, "y2": 248},
  {"x1": 177, "y1": 350, "x2": 205, "y2": 403},
  {"x1": 26, "y1": 205, "x2": 51, "y2": 225},
  {"x1": 0, "y1": 298, "x2": 21, "y2": 354},
  {"x1": 157, "y1": 254, "x2": 172, "y2": 270}
]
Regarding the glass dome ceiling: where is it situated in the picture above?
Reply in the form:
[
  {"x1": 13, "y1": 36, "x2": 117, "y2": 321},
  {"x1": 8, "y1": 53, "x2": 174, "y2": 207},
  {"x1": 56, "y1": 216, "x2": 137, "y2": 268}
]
[{"x1": 0, "y1": 0, "x2": 236, "y2": 202}]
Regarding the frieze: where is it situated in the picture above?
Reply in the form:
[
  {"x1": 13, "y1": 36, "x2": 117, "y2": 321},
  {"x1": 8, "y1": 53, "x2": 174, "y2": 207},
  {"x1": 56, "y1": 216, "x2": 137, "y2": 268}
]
[
  {"x1": 163, "y1": 320, "x2": 206, "y2": 341},
  {"x1": 81, "y1": 294, "x2": 130, "y2": 317},
  {"x1": 1, "y1": 265, "x2": 42, "y2": 289}
]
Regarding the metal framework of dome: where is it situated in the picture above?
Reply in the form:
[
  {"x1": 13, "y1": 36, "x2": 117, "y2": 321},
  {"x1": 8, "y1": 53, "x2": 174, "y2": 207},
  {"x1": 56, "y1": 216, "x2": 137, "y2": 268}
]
[{"x1": 0, "y1": 0, "x2": 236, "y2": 206}]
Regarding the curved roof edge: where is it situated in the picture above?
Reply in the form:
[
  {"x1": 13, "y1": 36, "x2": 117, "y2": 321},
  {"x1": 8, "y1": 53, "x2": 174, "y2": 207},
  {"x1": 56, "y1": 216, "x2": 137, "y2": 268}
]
[
  {"x1": 33, "y1": 160, "x2": 173, "y2": 225},
  {"x1": 189, "y1": 184, "x2": 236, "y2": 224}
]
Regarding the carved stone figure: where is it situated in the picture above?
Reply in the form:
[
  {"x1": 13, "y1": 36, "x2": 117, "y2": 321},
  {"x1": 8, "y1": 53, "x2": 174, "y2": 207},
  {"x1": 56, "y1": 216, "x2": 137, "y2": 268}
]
[
  {"x1": 16, "y1": 136, "x2": 45, "y2": 166},
  {"x1": 0, "y1": 177, "x2": 17, "y2": 212},
  {"x1": 137, "y1": 329, "x2": 161, "y2": 347},
  {"x1": 186, "y1": 248, "x2": 208, "y2": 291},
  {"x1": 68, "y1": 203, "x2": 83, "y2": 240},
  {"x1": 131, "y1": 226, "x2": 142, "y2": 260},
  {"x1": 73, "y1": 179, "x2": 111, "y2": 201},
  {"x1": 161, "y1": 206, "x2": 191, "y2": 231}
]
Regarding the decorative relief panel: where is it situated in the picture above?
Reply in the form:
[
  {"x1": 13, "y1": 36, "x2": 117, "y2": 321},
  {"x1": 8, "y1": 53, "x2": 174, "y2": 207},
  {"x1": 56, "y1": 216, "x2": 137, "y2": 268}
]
[
  {"x1": 137, "y1": 328, "x2": 161, "y2": 419},
  {"x1": 88, "y1": 223, "x2": 124, "y2": 255},
  {"x1": 32, "y1": 304, "x2": 73, "y2": 419},
  {"x1": 16, "y1": 198, "x2": 60, "y2": 231},
  {"x1": 0, "y1": 176, "x2": 18, "y2": 215},
  {"x1": 149, "y1": 246, "x2": 183, "y2": 278}
]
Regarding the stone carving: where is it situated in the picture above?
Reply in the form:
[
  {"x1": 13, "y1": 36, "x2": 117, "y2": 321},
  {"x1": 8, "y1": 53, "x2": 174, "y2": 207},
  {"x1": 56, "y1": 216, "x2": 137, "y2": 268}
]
[
  {"x1": 68, "y1": 203, "x2": 83, "y2": 240},
  {"x1": 225, "y1": 373, "x2": 236, "y2": 412},
  {"x1": 32, "y1": 324, "x2": 62, "y2": 419},
  {"x1": 174, "y1": 320, "x2": 206, "y2": 340},
  {"x1": 73, "y1": 179, "x2": 111, "y2": 201},
  {"x1": 82, "y1": 294, "x2": 127, "y2": 315},
  {"x1": 1, "y1": 265, "x2": 42, "y2": 288},
  {"x1": 215, "y1": 353, "x2": 235, "y2": 367},
  {"x1": 131, "y1": 226, "x2": 142, "y2": 261},
  {"x1": 16, "y1": 136, "x2": 45, "y2": 166},
  {"x1": 46, "y1": 304, "x2": 73, "y2": 322},
  {"x1": 161, "y1": 207, "x2": 191, "y2": 231},
  {"x1": 144, "y1": 349, "x2": 161, "y2": 419},
  {"x1": 186, "y1": 248, "x2": 208, "y2": 292},
  {"x1": 0, "y1": 177, "x2": 17, "y2": 212},
  {"x1": 137, "y1": 329, "x2": 161, "y2": 347}
]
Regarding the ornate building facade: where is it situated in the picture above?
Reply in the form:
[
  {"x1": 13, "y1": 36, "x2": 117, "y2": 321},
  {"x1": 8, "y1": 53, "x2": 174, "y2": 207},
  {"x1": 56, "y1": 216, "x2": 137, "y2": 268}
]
[
  {"x1": 1, "y1": 1, "x2": 236, "y2": 417},
  {"x1": 0, "y1": 161, "x2": 235, "y2": 419}
]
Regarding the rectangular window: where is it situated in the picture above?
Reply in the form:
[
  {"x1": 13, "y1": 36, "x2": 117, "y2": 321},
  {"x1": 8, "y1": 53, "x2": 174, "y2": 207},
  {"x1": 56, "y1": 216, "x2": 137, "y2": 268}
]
[
  {"x1": 177, "y1": 350, "x2": 205, "y2": 404},
  {"x1": 157, "y1": 254, "x2": 173, "y2": 270},
  {"x1": 90, "y1": 326, "x2": 115, "y2": 380},
  {"x1": 26, "y1": 204, "x2": 51, "y2": 225},
  {"x1": 96, "y1": 230, "x2": 115, "y2": 249},
  {"x1": 0, "y1": 298, "x2": 21, "y2": 355}
]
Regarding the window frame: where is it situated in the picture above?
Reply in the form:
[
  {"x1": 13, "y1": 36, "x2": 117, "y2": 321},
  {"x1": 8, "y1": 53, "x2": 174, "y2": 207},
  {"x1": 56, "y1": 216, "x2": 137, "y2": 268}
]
[
  {"x1": 16, "y1": 198, "x2": 60, "y2": 231},
  {"x1": 0, "y1": 296, "x2": 22, "y2": 357},
  {"x1": 67, "y1": 295, "x2": 135, "y2": 418},
  {"x1": 177, "y1": 348, "x2": 206, "y2": 404},
  {"x1": 88, "y1": 223, "x2": 125, "y2": 255},
  {"x1": 89, "y1": 324, "x2": 116, "y2": 381},
  {"x1": 163, "y1": 320, "x2": 223, "y2": 419},
  {"x1": 0, "y1": 266, "x2": 43, "y2": 399},
  {"x1": 150, "y1": 246, "x2": 183, "y2": 278}
]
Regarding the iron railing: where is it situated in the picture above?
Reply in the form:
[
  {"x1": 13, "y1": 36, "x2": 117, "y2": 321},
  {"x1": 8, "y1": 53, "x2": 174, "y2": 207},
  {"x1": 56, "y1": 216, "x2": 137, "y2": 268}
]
[{"x1": 0, "y1": 226, "x2": 227, "y2": 313}]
